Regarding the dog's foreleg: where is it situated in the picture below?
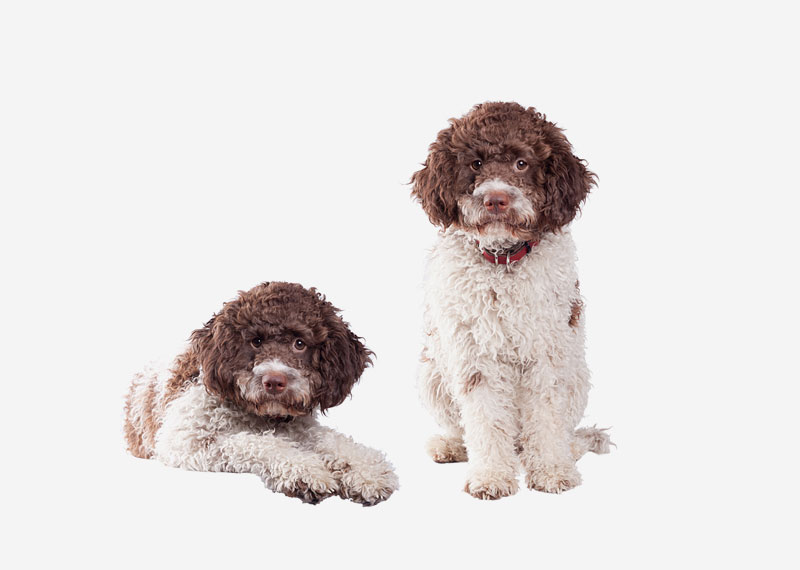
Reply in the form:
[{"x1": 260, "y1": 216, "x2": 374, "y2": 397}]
[
  {"x1": 301, "y1": 423, "x2": 399, "y2": 506},
  {"x1": 153, "y1": 397, "x2": 339, "y2": 503},
  {"x1": 459, "y1": 375, "x2": 520, "y2": 500},
  {"x1": 419, "y1": 357, "x2": 467, "y2": 463},
  {"x1": 518, "y1": 364, "x2": 584, "y2": 493}
]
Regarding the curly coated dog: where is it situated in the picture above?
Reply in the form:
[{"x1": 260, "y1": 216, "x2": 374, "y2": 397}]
[
  {"x1": 124, "y1": 281, "x2": 398, "y2": 505},
  {"x1": 411, "y1": 102, "x2": 611, "y2": 499}
]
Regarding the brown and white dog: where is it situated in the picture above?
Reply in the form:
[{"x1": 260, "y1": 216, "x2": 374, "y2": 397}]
[
  {"x1": 412, "y1": 102, "x2": 611, "y2": 499},
  {"x1": 124, "y1": 281, "x2": 398, "y2": 505}
]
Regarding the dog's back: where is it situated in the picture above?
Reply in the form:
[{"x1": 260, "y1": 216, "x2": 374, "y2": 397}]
[{"x1": 123, "y1": 350, "x2": 198, "y2": 459}]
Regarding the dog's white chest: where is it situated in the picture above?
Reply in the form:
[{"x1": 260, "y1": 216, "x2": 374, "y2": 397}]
[{"x1": 424, "y1": 229, "x2": 578, "y2": 362}]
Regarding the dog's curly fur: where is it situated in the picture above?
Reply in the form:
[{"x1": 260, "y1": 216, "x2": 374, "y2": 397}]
[
  {"x1": 124, "y1": 282, "x2": 398, "y2": 505},
  {"x1": 412, "y1": 102, "x2": 611, "y2": 499}
]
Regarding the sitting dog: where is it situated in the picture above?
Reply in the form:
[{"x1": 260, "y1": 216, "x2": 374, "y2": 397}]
[
  {"x1": 411, "y1": 102, "x2": 611, "y2": 499},
  {"x1": 124, "y1": 281, "x2": 398, "y2": 505}
]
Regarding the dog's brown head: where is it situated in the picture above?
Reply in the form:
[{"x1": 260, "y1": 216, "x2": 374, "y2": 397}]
[
  {"x1": 411, "y1": 102, "x2": 595, "y2": 244},
  {"x1": 190, "y1": 282, "x2": 372, "y2": 417}
]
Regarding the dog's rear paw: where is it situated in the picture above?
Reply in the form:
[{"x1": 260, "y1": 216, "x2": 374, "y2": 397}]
[
  {"x1": 464, "y1": 469, "x2": 518, "y2": 500},
  {"x1": 525, "y1": 462, "x2": 582, "y2": 494},
  {"x1": 427, "y1": 434, "x2": 468, "y2": 463}
]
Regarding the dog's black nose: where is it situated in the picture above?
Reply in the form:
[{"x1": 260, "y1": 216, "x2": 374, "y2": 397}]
[
  {"x1": 263, "y1": 373, "x2": 288, "y2": 394},
  {"x1": 484, "y1": 191, "x2": 510, "y2": 214}
]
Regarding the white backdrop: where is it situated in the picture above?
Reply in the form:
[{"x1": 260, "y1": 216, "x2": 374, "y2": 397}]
[{"x1": 2, "y1": 1, "x2": 798, "y2": 568}]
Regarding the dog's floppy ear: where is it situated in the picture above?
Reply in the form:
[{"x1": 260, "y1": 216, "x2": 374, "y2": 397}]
[
  {"x1": 539, "y1": 129, "x2": 596, "y2": 232},
  {"x1": 190, "y1": 313, "x2": 236, "y2": 401},
  {"x1": 411, "y1": 125, "x2": 460, "y2": 228},
  {"x1": 314, "y1": 312, "x2": 373, "y2": 413}
]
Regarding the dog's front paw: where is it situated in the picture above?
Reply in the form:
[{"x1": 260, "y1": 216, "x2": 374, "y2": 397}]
[
  {"x1": 337, "y1": 461, "x2": 399, "y2": 507},
  {"x1": 267, "y1": 465, "x2": 340, "y2": 504},
  {"x1": 464, "y1": 468, "x2": 519, "y2": 500},
  {"x1": 427, "y1": 434, "x2": 468, "y2": 463},
  {"x1": 525, "y1": 462, "x2": 582, "y2": 494}
]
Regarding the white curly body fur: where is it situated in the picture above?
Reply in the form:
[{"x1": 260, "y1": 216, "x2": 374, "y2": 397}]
[
  {"x1": 419, "y1": 226, "x2": 610, "y2": 499},
  {"x1": 126, "y1": 367, "x2": 398, "y2": 505}
]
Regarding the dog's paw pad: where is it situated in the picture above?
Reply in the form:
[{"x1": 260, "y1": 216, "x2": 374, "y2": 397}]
[
  {"x1": 464, "y1": 471, "x2": 518, "y2": 500},
  {"x1": 427, "y1": 435, "x2": 468, "y2": 463},
  {"x1": 525, "y1": 464, "x2": 582, "y2": 494}
]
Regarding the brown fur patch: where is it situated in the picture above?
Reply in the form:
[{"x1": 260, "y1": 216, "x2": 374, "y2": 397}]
[
  {"x1": 139, "y1": 381, "x2": 160, "y2": 455},
  {"x1": 123, "y1": 376, "x2": 148, "y2": 459},
  {"x1": 169, "y1": 348, "x2": 201, "y2": 394},
  {"x1": 122, "y1": 423, "x2": 143, "y2": 458},
  {"x1": 463, "y1": 371, "x2": 483, "y2": 394},
  {"x1": 569, "y1": 299, "x2": 583, "y2": 328}
]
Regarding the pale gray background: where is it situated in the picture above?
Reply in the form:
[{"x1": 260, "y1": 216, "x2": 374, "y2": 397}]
[{"x1": 2, "y1": 1, "x2": 798, "y2": 568}]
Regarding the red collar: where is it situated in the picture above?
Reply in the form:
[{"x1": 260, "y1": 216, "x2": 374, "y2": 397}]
[{"x1": 478, "y1": 240, "x2": 538, "y2": 264}]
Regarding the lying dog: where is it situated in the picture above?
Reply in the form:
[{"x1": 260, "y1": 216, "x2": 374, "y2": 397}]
[
  {"x1": 411, "y1": 102, "x2": 611, "y2": 499},
  {"x1": 124, "y1": 281, "x2": 398, "y2": 505}
]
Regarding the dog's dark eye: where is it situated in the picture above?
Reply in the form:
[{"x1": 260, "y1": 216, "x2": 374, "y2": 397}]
[
  {"x1": 470, "y1": 160, "x2": 482, "y2": 172},
  {"x1": 515, "y1": 159, "x2": 528, "y2": 171},
  {"x1": 292, "y1": 338, "x2": 306, "y2": 352},
  {"x1": 250, "y1": 337, "x2": 263, "y2": 348}
]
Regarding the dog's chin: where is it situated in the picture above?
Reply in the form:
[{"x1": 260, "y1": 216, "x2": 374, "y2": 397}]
[
  {"x1": 247, "y1": 398, "x2": 312, "y2": 418},
  {"x1": 467, "y1": 221, "x2": 537, "y2": 246}
]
